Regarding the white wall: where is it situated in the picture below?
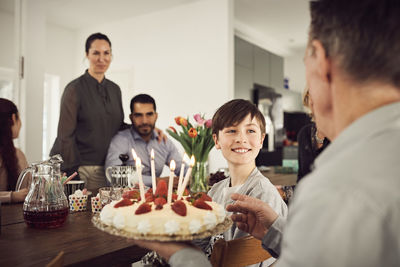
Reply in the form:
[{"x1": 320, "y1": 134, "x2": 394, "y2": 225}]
[
  {"x1": 284, "y1": 47, "x2": 306, "y2": 94},
  {"x1": 0, "y1": 10, "x2": 14, "y2": 69},
  {"x1": 45, "y1": 24, "x2": 77, "y2": 93},
  {"x1": 43, "y1": 24, "x2": 77, "y2": 158},
  {"x1": 74, "y1": 0, "x2": 234, "y2": 173},
  {"x1": 19, "y1": 0, "x2": 46, "y2": 162}
]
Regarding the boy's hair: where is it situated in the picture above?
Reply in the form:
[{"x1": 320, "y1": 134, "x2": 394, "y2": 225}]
[
  {"x1": 130, "y1": 94, "x2": 156, "y2": 113},
  {"x1": 212, "y1": 99, "x2": 266, "y2": 136},
  {"x1": 309, "y1": 0, "x2": 400, "y2": 88}
]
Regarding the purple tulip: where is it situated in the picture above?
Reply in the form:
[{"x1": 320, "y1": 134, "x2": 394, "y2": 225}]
[{"x1": 205, "y1": 119, "x2": 212, "y2": 128}]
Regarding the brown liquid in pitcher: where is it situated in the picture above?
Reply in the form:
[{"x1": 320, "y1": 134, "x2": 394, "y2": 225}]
[{"x1": 23, "y1": 208, "x2": 69, "y2": 228}]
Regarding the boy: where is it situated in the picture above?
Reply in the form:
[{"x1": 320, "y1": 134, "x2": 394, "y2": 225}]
[{"x1": 208, "y1": 99, "x2": 288, "y2": 266}]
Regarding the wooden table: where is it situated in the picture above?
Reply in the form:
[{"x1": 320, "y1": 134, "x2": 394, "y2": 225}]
[{"x1": 0, "y1": 204, "x2": 148, "y2": 267}]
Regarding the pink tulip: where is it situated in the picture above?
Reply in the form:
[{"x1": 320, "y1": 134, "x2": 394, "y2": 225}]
[
  {"x1": 205, "y1": 119, "x2": 212, "y2": 128},
  {"x1": 193, "y1": 114, "x2": 205, "y2": 125}
]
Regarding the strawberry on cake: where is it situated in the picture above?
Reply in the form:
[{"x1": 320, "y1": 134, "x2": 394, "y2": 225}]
[{"x1": 97, "y1": 180, "x2": 229, "y2": 239}]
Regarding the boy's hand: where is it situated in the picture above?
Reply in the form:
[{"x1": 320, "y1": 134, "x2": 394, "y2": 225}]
[{"x1": 226, "y1": 193, "x2": 279, "y2": 240}]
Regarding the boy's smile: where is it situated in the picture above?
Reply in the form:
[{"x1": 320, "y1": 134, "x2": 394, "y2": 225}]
[{"x1": 213, "y1": 114, "x2": 265, "y2": 167}]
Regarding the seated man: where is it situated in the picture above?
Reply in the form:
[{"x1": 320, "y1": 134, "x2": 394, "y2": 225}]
[{"x1": 105, "y1": 94, "x2": 183, "y2": 187}]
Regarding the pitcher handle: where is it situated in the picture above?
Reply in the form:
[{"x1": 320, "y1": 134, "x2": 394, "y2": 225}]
[
  {"x1": 105, "y1": 166, "x2": 113, "y2": 184},
  {"x1": 15, "y1": 166, "x2": 33, "y2": 191}
]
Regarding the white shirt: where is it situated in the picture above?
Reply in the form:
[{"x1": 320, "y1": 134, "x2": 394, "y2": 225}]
[{"x1": 276, "y1": 102, "x2": 400, "y2": 267}]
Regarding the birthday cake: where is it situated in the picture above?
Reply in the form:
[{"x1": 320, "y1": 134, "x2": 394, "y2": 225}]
[{"x1": 95, "y1": 180, "x2": 231, "y2": 240}]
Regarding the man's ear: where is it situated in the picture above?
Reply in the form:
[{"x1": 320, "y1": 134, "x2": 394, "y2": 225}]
[
  {"x1": 155, "y1": 112, "x2": 158, "y2": 121},
  {"x1": 312, "y1": 40, "x2": 332, "y2": 83},
  {"x1": 129, "y1": 113, "x2": 134, "y2": 124},
  {"x1": 212, "y1": 133, "x2": 220, "y2": 149}
]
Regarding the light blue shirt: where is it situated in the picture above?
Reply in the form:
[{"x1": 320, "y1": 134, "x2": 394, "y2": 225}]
[{"x1": 105, "y1": 127, "x2": 183, "y2": 187}]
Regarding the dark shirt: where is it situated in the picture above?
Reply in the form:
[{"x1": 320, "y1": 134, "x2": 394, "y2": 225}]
[
  {"x1": 51, "y1": 70, "x2": 124, "y2": 174},
  {"x1": 297, "y1": 123, "x2": 330, "y2": 182}
]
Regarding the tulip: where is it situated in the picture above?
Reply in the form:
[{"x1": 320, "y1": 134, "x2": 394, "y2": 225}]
[
  {"x1": 205, "y1": 119, "x2": 212, "y2": 128},
  {"x1": 194, "y1": 114, "x2": 205, "y2": 126},
  {"x1": 180, "y1": 117, "x2": 188, "y2": 127},
  {"x1": 169, "y1": 126, "x2": 177, "y2": 133},
  {"x1": 188, "y1": 128, "x2": 198, "y2": 138},
  {"x1": 175, "y1": 116, "x2": 182, "y2": 125}
]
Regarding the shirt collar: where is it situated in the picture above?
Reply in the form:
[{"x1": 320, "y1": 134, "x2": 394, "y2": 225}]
[
  {"x1": 315, "y1": 101, "x2": 400, "y2": 169},
  {"x1": 130, "y1": 126, "x2": 158, "y2": 141},
  {"x1": 84, "y1": 69, "x2": 107, "y2": 86}
]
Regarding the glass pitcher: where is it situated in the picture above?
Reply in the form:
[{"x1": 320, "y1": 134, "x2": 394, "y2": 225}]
[{"x1": 16, "y1": 155, "x2": 69, "y2": 228}]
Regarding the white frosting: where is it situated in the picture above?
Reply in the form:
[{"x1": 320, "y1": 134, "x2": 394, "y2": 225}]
[
  {"x1": 73, "y1": 189, "x2": 83, "y2": 197},
  {"x1": 113, "y1": 213, "x2": 126, "y2": 229},
  {"x1": 99, "y1": 199, "x2": 226, "y2": 236},
  {"x1": 100, "y1": 205, "x2": 115, "y2": 225},
  {"x1": 216, "y1": 205, "x2": 226, "y2": 221},
  {"x1": 203, "y1": 212, "x2": 217, "y2": 230},
  {"x1": 189, "y1": 219, "x2": 202, "y2": 234},
  {"x1": 164, "y1": 220, "x2": 180, "y2": 235},
  {"x1": 137, "y1": 220, "x2": 151, "y2": 234}
]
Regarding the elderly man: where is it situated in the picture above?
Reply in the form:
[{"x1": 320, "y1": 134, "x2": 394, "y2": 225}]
[
  {"x1": 132, "y1": 0, "x2": 400, "y2": 266},
  {"x1": 105, "y1": 94, "x2": 183, "y2": 187}
]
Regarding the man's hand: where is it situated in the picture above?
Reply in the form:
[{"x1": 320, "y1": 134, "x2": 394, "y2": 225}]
[
  {"x1": 133, "y1": 240, "x2": 194, "y2": 261},
  {"x1": 156, "y1": 176, "x2": 180, "y2": 189},
  {"x1": 155, "y1": 127, "x2": 167, "y2": 143},
  {"x1": 226, "y1": 193, "x2": 279, "y2": 240}
]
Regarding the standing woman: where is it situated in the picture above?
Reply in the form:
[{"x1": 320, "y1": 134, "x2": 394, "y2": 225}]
[
  {"x1": 51, "y1": 33, "x2": 124, "y2": 195},
  {"x1": 0, "y1": 98, "x2": 30, "y2": 203}
]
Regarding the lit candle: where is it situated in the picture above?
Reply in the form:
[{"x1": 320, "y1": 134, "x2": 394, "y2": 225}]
[
  {"x1": 177, "y1": 152, "x2": 186, "y2": 195},
  {"x1": 167, "y1": 160, "x2": 176, "y2": 204},
  {"x1": 177, "y1": 155, "x2": 195, "y2": 200},
  {"x1": 131, "y1": 148, "x2": 138, "y2": 161},
  {"x1": 150, "y1": 149, "x2": 157, "y2": 194},
  {"x1": 136, "y1": 157, "x2": 145, "y2": 202}
]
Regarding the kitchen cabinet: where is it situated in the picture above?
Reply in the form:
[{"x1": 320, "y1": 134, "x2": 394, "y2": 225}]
[{"x1": 234, "y1": 36, "x2": 284, "y2": 99}]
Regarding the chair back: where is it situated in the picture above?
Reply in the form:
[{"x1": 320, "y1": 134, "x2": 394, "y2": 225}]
[{"x1": 210, "y1": 235, "x2": 272, "y2": 267}]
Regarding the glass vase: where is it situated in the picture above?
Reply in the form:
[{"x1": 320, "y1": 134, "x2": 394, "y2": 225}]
[{"x1": 190, "y1": 161, "x2": 209, "y2": 193}]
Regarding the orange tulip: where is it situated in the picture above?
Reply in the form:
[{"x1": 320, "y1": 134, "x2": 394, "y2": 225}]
[
  {"x1": 188, "y1": 128, "x2": 198, "y2": 138},
  {"x1": 175, "y1": 117, "x2": 182, "y2": 125},
  {"x1": 180, "y1": 117, "x2": 188, "y2": 127}
]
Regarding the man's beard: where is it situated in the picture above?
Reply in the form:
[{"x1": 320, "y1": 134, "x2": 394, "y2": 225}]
[{"x1": 134, "y1": 123, "x2": 155, "y2": 137}]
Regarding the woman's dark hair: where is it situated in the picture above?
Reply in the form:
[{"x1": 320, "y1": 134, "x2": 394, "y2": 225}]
[
  {"x1": 85, "y1": 32, "x2": 112, "y2": 54},
  {"x1": 212, "y1": 99, "x2": 266, "y2": 136},
  {"x1": 0, "y1": 98, "x2": 19, "y2": 190}
]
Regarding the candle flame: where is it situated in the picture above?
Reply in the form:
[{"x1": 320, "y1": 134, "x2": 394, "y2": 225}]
[
  {"x1": 190, "y1": 155, "x2": 195, "y2": 166},
  {"x1": 131, "y1": 148, "x2": 137, "y2": 160},
  {"x1": 136, "y1": 157, "x2": 142, "y2": 168},
  {"x1": 170, "y1": 160, "x2": 176, "y2": 171},
  {"x1": 151, "y1": 149, "x2": 154, "y2": 159}
]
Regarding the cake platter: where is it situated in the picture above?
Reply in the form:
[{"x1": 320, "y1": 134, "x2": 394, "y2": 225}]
[{"x1": 92, "y1": 214, "x2": 232, "y2": 241}]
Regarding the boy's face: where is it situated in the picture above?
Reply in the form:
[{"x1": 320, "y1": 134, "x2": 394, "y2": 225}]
[{"x1": 213, "y1": 114, "x2": 265, "y2": 167}]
